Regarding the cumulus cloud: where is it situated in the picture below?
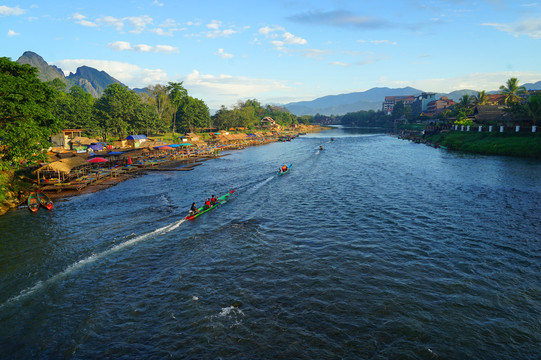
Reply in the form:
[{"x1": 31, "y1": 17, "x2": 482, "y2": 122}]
[
  {"x1": 482, "y1": 17, "x2": 541, "y2": 38},
  {"x1": 69, "y1": 13, "x2": 153, "y2": 33},
  {"x1": 258, "y1": 25, "x2": 307, "y2": 51},
  {"x1": 217, "y1": 48, "x2": 233, "y2": 59},
  {"x1": 380, "y1": 71, "x2": 541, "y2": 93},
  {"x1": 0, "y1": 5, "x2": 25, "y2": 16},
  {"x1": 52, "y1": 59, "x2": 168, "y2": 88},
  {"x1": 8, "y1": 29, "x2": 20, "y2": 36},
  {"x1": 108, "y1": 41, "x2": 179, "y2": 53},
  {"x1": 182, "y1": 69, "x2": 291, "y2": 108}
]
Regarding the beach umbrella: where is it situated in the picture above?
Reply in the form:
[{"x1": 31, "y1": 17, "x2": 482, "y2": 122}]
[
  {"x1": 160, "y1": 146, "x2": 173, "y2": 150},
  {"x1": 87, "y1": 157, "x2": 108, "y2": 163},
  {"x1": 127, "y1": 156, "x2": 132, "y2": 165},
  {"x1": 179, "y1": 143, "x2": 193, "y2": 146}
]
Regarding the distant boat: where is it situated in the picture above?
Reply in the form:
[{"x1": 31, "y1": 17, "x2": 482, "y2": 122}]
[
  {"x1": 27, "y1": 192, "x2": 39, "y2": 213},
  {"x1": 36, "y1": 190, "x2": 54, "y2": 210}
]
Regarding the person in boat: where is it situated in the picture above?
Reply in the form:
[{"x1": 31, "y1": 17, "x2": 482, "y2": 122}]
[
  {"x1": 319, "y1": 145, "x2": 323, "y2": 150},
  {"x1": 189, "y1": 202, "x2": 199, "y2": 216},
  {"x1": 204, "y1": 198, "x2": 211, "y2": 209},
  {"x1": 210, "y1": 195, "x2": 217, "y2": 204},
  {"x1": 281, "y1": 164, "x2": 288, "y2": 173}
]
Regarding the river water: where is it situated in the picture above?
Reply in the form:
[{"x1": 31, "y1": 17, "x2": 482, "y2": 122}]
[{"x1": 1, "y1": 127, "x2": 540, "y2": 359}]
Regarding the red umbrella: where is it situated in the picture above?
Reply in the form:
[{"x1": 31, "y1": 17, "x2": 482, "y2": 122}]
[
  {"x1": 127, "y1": 156, "x2": 132, "y2": 165},
  {"x1": 160, "y1": 146, "x2": 173, "y2": 150},
  {"x1": 87, "y1": 157, "x2": 108, "y2": 163}
]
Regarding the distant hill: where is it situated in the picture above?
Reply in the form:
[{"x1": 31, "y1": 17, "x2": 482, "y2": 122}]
[
  {"x1": 523, "y1": 80, "x2": 541, "y2": 90},
  {"x1": 283, "y1": 87, "x2": 422, "y2": 116},
  {"x1": 16, "y1": 51, "x2": 123, "y2": 97},
  {"x1": 16, "y1": 51, "x2": 66, "y2": 83},
  {"x1": 66, "y1": 66, "x2": 122, "y2": 98}
]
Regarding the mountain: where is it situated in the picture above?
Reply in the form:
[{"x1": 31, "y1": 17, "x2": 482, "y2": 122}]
[
  {"x1": 283, "y1": 87, "x2": 422, "y2": 116},
  {"x1": 66, "y1": 66, "x2": 122, "y2": 98},
  {"x1": 523, "y1": 80, "x2": 541, "y2": 90},
  {"x1": 16, "y1": 51, "x2": 65, "y2": 83},
  {"x1": 15, "y1": 51, "x2": 123, "y2": 97}
]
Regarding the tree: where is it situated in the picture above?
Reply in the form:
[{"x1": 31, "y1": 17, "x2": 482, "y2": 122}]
[
  {"x1": 166, "y1": 82, "x2": 188, "y2": 135},
  {"x1": 474, "y1": 90, "x2": 489, "y2": 106},
  {"x1": 95, "y1": 83, "x2": 140, "y2": 140},
  {"x1": 0, "y1": 57, "x2": 62, "y2": 169},
  {"x1": 176, "y1": 96, "x2": 210, "y2": 132},
  {"x1": 526, "y1": 93, "x2": 541, "y2": 125},
  {"x1": 499, "y1": 77, "x2": 528, "y2": 106}
]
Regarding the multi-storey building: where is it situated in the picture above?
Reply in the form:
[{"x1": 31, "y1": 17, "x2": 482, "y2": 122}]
[
  {"x1": 411, "y1": 92, "x2": 437, "y2": 115},
  {"x1": 382, "y1": 95, "x2": 415, "y2": 115},
  {"x1": 426, "y1": 96, "x2": 455, "y2": 114}
]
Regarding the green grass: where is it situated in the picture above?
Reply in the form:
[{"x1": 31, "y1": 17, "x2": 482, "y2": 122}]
[{"x1": 426, "y1": 131, "x2": 541, "y2": 158}]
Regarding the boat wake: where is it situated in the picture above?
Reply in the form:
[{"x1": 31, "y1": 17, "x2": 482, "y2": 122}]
[
  {"x1": 0, "y1": 218, "x2": 187, "y2": 309},
  {"x1": 246, "y1": 175, "x2": 274, "y2": 194}
]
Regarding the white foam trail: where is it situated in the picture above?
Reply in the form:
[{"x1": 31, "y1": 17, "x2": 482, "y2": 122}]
[
  {"x1": 247, "y1": 176, "x2": 274, "y2": 194},
  {"x1": 1, "y1": 218, "x2": 186, "y2": 309}
]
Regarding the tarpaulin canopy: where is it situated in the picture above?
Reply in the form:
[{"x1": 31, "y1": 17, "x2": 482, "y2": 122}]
[
  {"x1": 87, "y1": 157, "x2": 108, "y2": 163},
  {"x1": 88, "y1": 143, "x2": 104, "y2": 151},
  {"x1": 126, "y1": 135, "x2": 147, "y2": 140},
  {"x1": 178, "y1": 143, "x2": 193, "y2": 146},
  {"x1": 105, "y1": 151, "x2": 125, "y2": 155},
  {"x1": 160, "y1": 146, "x2": 173, "y2": 150}
]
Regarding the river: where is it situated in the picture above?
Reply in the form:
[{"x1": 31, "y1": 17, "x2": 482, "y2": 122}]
[{"x1": 1, "y1": 127, "x2": 540, "y2": 359}]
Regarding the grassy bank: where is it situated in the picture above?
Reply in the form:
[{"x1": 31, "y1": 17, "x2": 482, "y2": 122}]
[{"x1": 425, "y1": 131, "x2": 541, "y2": 158}]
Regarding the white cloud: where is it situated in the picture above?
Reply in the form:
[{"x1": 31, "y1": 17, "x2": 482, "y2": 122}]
[
  {"x1": 52, "y1": 59, "x2": 168, "y2": 88},
  {"x1": 380, "y1": 71, "x2": 541, "y2": 93},
  {"x1": 258, "y1": 25, "x2": 307, "y2": 51},
  {"x1": 206, "y1": 20, "x2": 221, "y2": 30},
  {"x1": 0, "y1": 5, "x2": 25, "y2": 16},
  {"x1": 69, "y1": 13, "x2": 98, "y2": 27},
  {"x1": 217, "y1": 48, "x2": 234, "y2": 59},
  {"x1": 182, "y1": 69, "x2": 291, "y2": 108},
  {"x1": 152, "y1": 0, "x2": 164, "y2": 6},
  {"x1": 8, "y1": 29, "x2": 20, "y2": 36},
  {"x1": 482, "y1": 17, "x2": 541, "y2": 38},
  {"x1": 107, "y1": 41, "x2": 179, "y2": 53}
]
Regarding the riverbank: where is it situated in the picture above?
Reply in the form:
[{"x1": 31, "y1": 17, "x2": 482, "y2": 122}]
[
  {"x1": 0, "y1": 125, "x2": 328, "y2": 215},
  {"x1": 424, "y1": 131, "x2": 541, "y2": 158}
]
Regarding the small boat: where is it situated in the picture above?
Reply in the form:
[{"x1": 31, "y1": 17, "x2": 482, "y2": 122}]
[
  {"x1": 185, "y1": 190, "x2": 235, "y2": 220},
  {"x1": 279, "y1": 163, "x2": 292, "y2": 176},
  {"x1": 36, "y1": 190, "x2": 54, "y2": 210},
  {"x1": 27, "y1": 192, "x2": 39, "y2": 213}
]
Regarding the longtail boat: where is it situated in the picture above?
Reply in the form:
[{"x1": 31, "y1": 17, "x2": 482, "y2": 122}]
[
  {"x1": 27, "y1": 192, "x2": 39, "y2": 213},
  {"x1": 36, "y1": 190, "x2": 54, "y2": 210},
  {"x1": 185, "y1": 190, "x2": 235, "y2": 220},
  {"x1": 278, "y1": 163, "x2": 292, "y2": 176}
]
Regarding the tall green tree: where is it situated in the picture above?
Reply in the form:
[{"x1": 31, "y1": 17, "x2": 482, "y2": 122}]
[
  {"x1": 167, "y1": 82, "x2": 188, "y2": 135},
  {"x1": 0, "y1": 57, "x2": 62, "y2": 169},
  {"x1": 177, "y1": 96, "x2": 210, "y2": 132},
  {"x1": 474, "y1": 90, "x2": 489, "y2": 106},
  {"x1": 526, "y1": 93, "x2": 541, "y2": 125},
  {"x1": 499, "y1": 77, "x2": 528, "y2": 106},
  {"x1": 95, "y1": 83, "x2": 140, "y2": 140}
]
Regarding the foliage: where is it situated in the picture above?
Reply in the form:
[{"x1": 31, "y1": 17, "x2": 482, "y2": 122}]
[
  {"x1": 94, "y1": 83, "x2": 141, "y2": 140},
  {"x1": 526, "y1": 93, "x2": 541, "y2": 125},
  {"x1": 499, "y1": 77, "x2": 528, "y2": 106},
  {"x1": 426, "y1": 131, "x2": 541, "y2": 158},
  {"x1": 210, "y1": 100, "x2": 299, "y2": 130},
  {"x1": 0, "y1": 57, "x2": 62, "y2": 170},
  {"x1": 341, "y1": 109, "x2": 390, "y2": 127},
  {"x1": 453, "y1": 118, "x2": 476, "y2": 126},
  {"x1": 176, "y1": 96, "x2": 211, "y2": 132}
]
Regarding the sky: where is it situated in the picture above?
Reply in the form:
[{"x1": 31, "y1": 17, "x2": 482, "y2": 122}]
[{"x1": 2, "y1": 0, "x2": 541, "y2": 109}]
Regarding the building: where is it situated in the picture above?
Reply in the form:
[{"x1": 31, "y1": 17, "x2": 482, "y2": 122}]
[
  {"x1": 261, "y1": 116, "x2": 277, "y2": 128},
  {"x1": 411, "y1": 92, "x2": 437, "y2": 116},
  {"x1": 426, "y1": 96, "x2": 455, "y2": 114},
  {"x1": 50, "y1": 129, "x2": 84, "y2": 149},
  {"x1": 382, "y1": 95, "x2": 415, "y2": 115}
]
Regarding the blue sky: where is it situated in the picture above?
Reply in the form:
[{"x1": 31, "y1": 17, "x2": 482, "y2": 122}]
[{"x1": 2, "y1": 0, "x2": 541, "y2": 109}]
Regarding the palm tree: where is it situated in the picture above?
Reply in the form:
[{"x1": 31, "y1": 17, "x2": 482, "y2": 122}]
[
  {"x1": 499, "y1": 78, "x2": 528, "y2": 106},
  {"x1": 526, "y1": 93, "x2": 541, "y2": 125},
  {"x1": 474, "y1": 90, "x2": 489, "y2": 106}
]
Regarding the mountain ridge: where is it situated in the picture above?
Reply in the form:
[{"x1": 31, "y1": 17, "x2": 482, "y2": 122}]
[{"x1": 14, "y1": 51, "x2": 541, "y2": 116}]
